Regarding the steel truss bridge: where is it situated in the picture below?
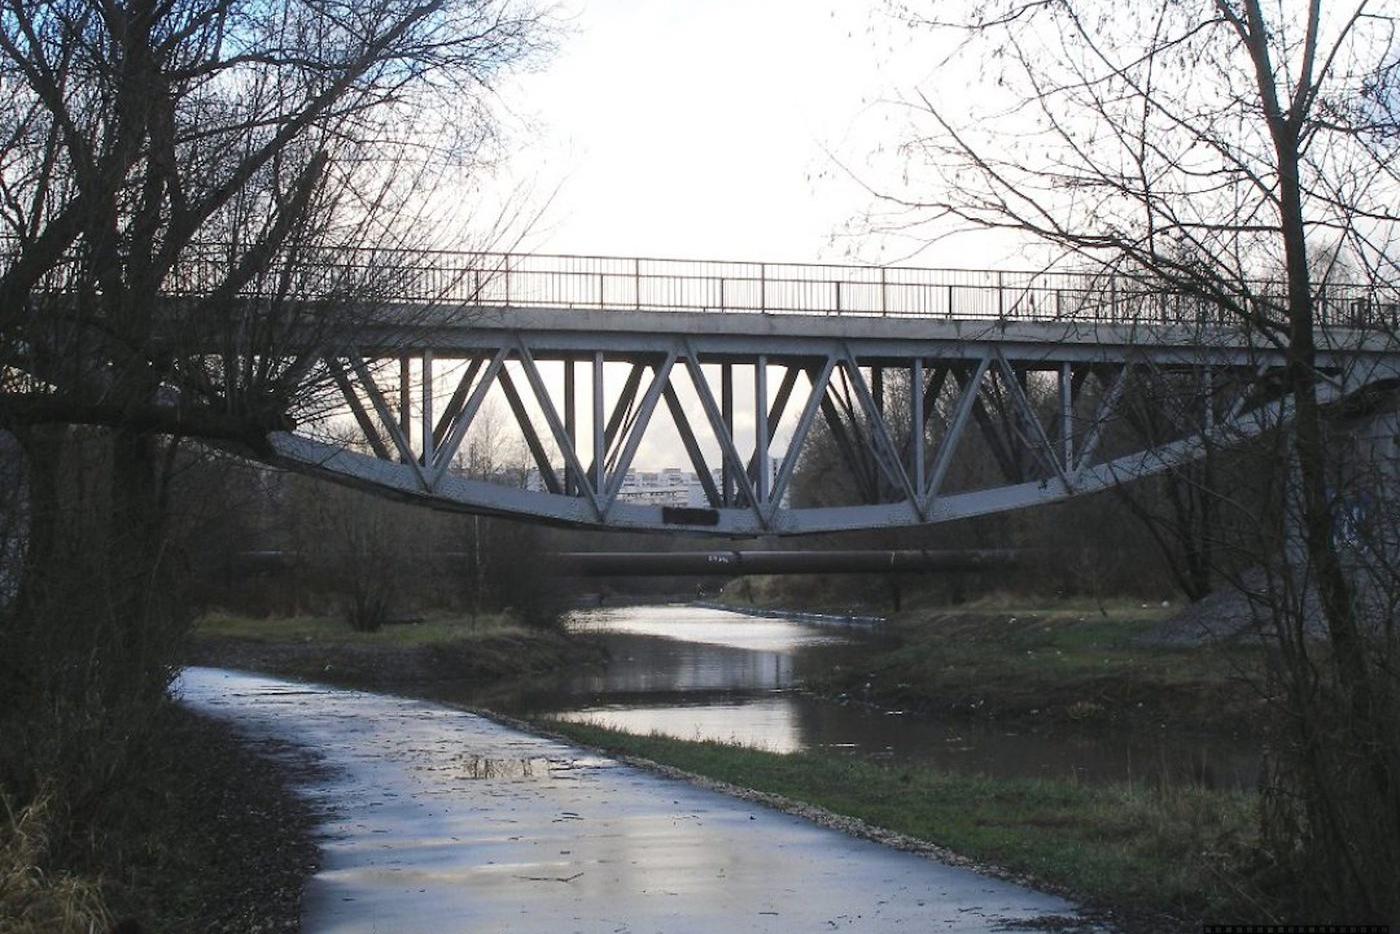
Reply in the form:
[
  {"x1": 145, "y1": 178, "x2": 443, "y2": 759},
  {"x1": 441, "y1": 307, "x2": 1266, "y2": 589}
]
[
  {"x1": 15, "y1": 243, "x2": 1387, "y2": 535},
  {"x1": 237, "y1": 251, "x2": 1400, "y2": 536}
]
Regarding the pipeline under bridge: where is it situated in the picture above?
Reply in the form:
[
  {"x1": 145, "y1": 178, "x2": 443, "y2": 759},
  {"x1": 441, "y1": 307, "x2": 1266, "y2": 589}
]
[{"x1": 556, "y1": 548, "x2": 1021, "y2": 577}]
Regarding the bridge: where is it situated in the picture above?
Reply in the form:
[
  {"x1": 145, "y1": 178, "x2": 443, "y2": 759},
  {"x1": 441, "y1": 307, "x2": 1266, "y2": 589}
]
[{"x1": 24, "y1": 248, "x2": 1400, "y2": 535}]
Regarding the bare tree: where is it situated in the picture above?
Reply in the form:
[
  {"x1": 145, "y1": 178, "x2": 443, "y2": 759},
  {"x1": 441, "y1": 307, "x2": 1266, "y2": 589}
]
[
  {"x1": 874, "y1": 0, "x2": 1399, "y2": 917},
  {"x1": 0, "y1": 0, "x2": 550, "y2": 855}
]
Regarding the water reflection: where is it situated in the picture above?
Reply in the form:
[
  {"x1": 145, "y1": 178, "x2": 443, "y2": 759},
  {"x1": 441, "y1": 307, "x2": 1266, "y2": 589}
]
[{"x1": 489, "y1": 604, "x2": 1258, "y2": 788}]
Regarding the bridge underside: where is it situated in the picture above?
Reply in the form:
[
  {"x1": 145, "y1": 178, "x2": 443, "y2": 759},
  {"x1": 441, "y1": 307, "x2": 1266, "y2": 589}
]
[{"x1": 269, "y1": 307, "x2": 1400, "y2": 535}]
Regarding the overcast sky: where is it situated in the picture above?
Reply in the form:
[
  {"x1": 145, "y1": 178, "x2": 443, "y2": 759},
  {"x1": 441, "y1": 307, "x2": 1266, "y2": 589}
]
[
  {"x1": 486, "y1": 0, "x2": 979, "y2": 267},
  {"x1": 440, "y1": 2, "x2": 999, "y2": 476}
]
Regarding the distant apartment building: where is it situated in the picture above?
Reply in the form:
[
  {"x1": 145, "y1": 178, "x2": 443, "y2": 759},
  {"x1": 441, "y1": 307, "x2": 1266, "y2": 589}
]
[{"x1": 524, "y1": 459, "x2": 789, "y2": 508}]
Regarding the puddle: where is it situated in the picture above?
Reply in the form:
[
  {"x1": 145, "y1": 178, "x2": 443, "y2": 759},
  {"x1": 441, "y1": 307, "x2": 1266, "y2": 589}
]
[{"x1": 453, "y1": 755, "x2": 608, "y2": 780}]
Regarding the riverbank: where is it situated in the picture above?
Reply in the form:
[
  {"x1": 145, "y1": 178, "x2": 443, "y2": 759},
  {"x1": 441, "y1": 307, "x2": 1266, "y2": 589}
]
[
  {"x1": 533, "y1": 719, "x2": 1258, "y2": 932},
  {"x1": 1, "y1": 703, "x2": 318, "y2": 933},
  {"x1": 716, "y1": 588, "x2": 1268, "y2": 736},
  {"x1": 185, "y1": 610, "x2": 607, "y2": 693}
]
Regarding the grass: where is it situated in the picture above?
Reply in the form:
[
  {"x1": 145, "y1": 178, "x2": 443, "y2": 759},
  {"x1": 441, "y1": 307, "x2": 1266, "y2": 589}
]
[
  {"x1": 804, "y1": 596, "x2": 1266, "y2": 730},
  {"x1": 193, "y1": 608, "x2": 522, "y2": 646},
  {"x1": 538, "y1": 720, "x2": 1259, "y2": 925}
]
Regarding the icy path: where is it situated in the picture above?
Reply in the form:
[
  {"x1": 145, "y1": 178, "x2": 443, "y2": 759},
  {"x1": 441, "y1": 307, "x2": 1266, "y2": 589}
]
[{"x1": 177, "y1": 667, "x2": 1094, "y2": 933}]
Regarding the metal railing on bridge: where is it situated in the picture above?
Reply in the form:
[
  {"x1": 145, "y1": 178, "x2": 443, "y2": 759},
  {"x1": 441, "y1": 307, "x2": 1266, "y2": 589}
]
[{"x1": 10, "y1": 241, "x2": 1400, "y2": 329}]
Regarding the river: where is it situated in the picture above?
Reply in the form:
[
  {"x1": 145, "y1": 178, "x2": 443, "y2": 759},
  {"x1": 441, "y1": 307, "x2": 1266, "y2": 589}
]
[{"x1": 474, "y1": 603, "x2": 1257, "y2": 789}]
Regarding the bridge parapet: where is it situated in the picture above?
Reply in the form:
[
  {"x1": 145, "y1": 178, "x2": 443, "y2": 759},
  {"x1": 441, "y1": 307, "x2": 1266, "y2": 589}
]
[{"x1": 13, "y1": 242, "x2": 1400, "y2": 329}]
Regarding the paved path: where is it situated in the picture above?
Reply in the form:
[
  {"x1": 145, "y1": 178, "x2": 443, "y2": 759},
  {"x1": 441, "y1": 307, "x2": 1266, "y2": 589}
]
[{"x1": 177, "y1": 668, "x2": 1095, "y2": 933}]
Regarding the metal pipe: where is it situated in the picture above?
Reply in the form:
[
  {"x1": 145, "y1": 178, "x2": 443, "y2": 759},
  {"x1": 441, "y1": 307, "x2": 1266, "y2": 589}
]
[{"x1": 555, "y1": 549, "x2": 1022, "y2": 577}]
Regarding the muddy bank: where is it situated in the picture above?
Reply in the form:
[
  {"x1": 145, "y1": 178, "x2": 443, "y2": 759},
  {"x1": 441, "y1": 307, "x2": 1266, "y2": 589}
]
[{"x1": 186, "y1": 624, "x2": 605, "y2": 692}]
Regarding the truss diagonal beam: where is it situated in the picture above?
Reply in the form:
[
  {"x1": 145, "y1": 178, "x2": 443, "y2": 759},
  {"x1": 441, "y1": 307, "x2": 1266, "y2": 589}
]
[
  {"x1": 326, "y1": 357, "x2": 391, "y2": 461},
  {"x1": 683, "y1": 346, "x2": 764, "y2": 525},
  {"x1": 516, "y1": 340, "x2": 603, "y2": 518},
  {"x1": 498, "y1": 367, "x2": 562, "y2": 495},
  {"x1": 603, "y1": 351, "x2": 678, "y2": 512},
  {"x1": 433, "y1": 356, "x2": 486, "y2": 449},
  {"x1": 766, "y1": 356, "x2": 836, "y2": 521},
  {"x1": 429, "y1": 346, "x2": 509, "y2": 488},
  {"x1": 662, "y1": 383, "x2": 721, "y2": 507},
  {"x1": 841, "y1": 349, "x2": 921, "y2": 514},
  {"x1": 994, "y1": 350, "x2": 1071, "y2": 489},
  {"x1": 1075, "y1": 364, "x2": 1133, "y2": 477},
  {"x1": 925, "y1": 355, "x2": 990, "y2": 508},
  {"x1": 350, "y1": 352, "x2": 426, "y2": 487}
]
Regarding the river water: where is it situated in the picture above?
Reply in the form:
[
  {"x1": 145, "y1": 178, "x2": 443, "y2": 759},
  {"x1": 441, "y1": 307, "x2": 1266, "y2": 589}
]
[{"x1": 466, "y1": 604, "x2": 1258, "y2": 789}]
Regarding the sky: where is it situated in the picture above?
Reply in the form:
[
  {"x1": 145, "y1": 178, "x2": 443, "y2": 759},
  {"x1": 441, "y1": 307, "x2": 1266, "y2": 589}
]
[
  {"x1": 483, "y1": 0, "x2": 973, "y2": 267},
  {"x1": 436, "y1": 1, "x2": 999, "y2": 477}
]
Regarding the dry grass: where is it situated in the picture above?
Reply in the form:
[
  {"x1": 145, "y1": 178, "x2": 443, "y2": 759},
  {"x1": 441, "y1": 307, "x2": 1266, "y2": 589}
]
[
  {"x1": 194, "y1": 609, "x2": 524, "y2": 646},
  {"x1": 0, "y1": 794, "x2": 110, "y2": 934}
]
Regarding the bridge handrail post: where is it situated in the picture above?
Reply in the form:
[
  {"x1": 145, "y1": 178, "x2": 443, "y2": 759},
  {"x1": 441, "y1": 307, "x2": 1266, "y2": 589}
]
[
  {"x1": 835, "y1": 279, "x2": 842, "y2": 315},
  {"x1": 599, "y1": 270, "x2": 605, "y2": 309},
  {"x1": 634, "y1": 258, "x2": 641, "y2": 310},
  {"x1": 880, "y1": 267, "x2": 888, "y2": 316},
  {"x1": 997, "y1": 271, "x2": 1005, "y2": 320},
  {"x1": 760, "y1": 263, "x2": 767, "y2": 313},
  {"x1": 1110, "y1": 277, "x2": 1118, "y2": 322}
]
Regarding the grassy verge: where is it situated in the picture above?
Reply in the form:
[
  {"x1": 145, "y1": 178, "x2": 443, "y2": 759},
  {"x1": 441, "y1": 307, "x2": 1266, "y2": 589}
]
[
  {"x1": 796, "y1": 595, "x2": 1266, "y2": 733},
  {"x1": 186, "y1": 609, "x2": 605, "y2": 691},
  {"x1": 537, "y1": 720, "x2": 1258, "y2": 929}
]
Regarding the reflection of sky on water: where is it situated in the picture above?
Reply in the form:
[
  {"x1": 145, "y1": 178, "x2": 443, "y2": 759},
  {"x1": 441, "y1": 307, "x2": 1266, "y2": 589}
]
[
  {"x1": 567, "y1": 604, "x2": 847, "y2": 653},
  {"x1": 555, "y1": 697, "x2": 803, "y2": 754}
]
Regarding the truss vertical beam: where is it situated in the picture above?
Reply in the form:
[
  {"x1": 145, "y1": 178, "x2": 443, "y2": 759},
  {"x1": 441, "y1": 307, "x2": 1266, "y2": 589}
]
[
  {"x1": 721, "y1": 362, "x2": 734, "y2": 506},
  {"x1": 593, "y1": 351, "x2": 605, "y2": 495},
  {"x1": 398, "y1": 355, "x2": 411, "y2": 447},
  {"x1": 912, "y1": 358, "x2": 925, "y2": 496},
  {"x1": 747, "y1": 366, "x2": 799, "y2": 485},
  {"x1": 421, "y1": 350, "x2": 434, "y2": 467},
  {"x1": 755, "y1": 355, "x2": 770, "y2": 504},
  {"x1": 1203, "y1": 367, "x2": 1215, "y2": 434},
  {"x1": 1060, "y1": 362, "x2": 1073, "y2": 471},
  {"x1": 564, "y1": 359, "x2": 576, "y2": 495}
]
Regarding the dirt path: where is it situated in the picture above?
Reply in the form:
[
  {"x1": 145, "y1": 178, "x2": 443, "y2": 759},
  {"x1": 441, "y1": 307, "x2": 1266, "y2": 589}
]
[{"x1": 177, "y1": 667, "x2": 1100, "y2": 933}]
